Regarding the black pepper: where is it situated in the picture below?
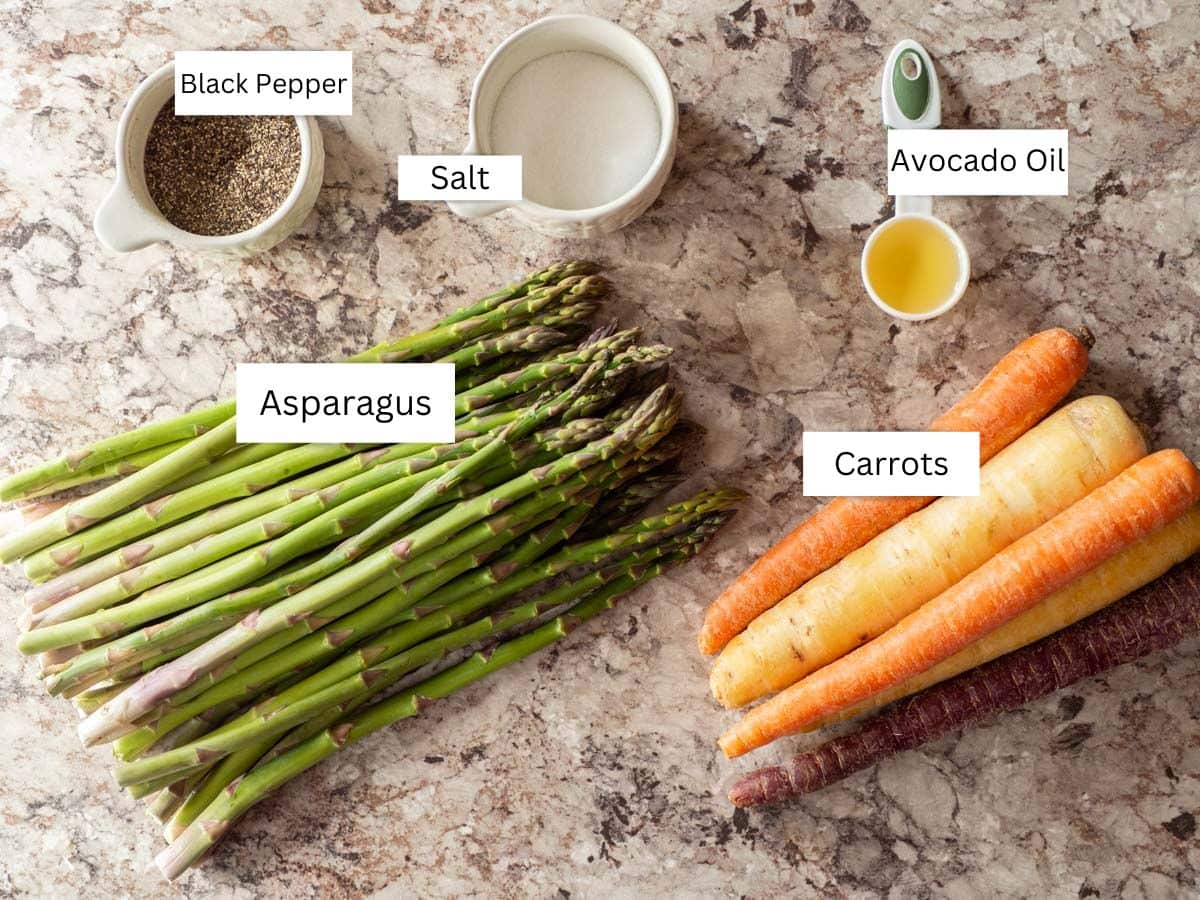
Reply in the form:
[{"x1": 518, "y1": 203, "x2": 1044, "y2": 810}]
[{"x1": 143, "y1": 99, "x2": 302, "y2": 236}]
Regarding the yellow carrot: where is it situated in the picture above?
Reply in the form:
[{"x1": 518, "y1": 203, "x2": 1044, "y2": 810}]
[
  {"x1": 709, "y1": 395, "x2": 1146, "y2": 708},
  {"x1": 720, "y1": 449, "x2": 1200, "y2": 757},
  {"x1": 807, "y1": 504, "x2": 1200, "y2": 730}
]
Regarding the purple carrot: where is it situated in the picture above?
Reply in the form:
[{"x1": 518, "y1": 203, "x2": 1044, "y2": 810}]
[{"x1": 729, "y1": 553, "x2": 1200, "y2": 808}]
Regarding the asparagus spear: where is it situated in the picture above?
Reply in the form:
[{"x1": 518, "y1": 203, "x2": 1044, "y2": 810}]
[
  {"x1": 17, "y1": 457, "x2": 459, "y2": 650},
  {"x1": 11, "y1": 439, "x2": 191, "y2": 502},
  {"x1": 30, "y1": 332, "x2": 644, "y2": 610},
  {"x1": 360, "y1": 275, "x2": 609, "y2": 365},
  {"x1": 72, "y1": 681, "x2": 135, "y2": 717},
  {"x1": 155, "y1": 322, "x2": 578, "y2": 500},
  {"x1": 0, "y1": 419, "x2": 241, "y2": 563},
  {"x1": 79, "y1": 386, "x2": 675, "y2": 746},
  {"x1": 23, "y1": 333, "x2": 611, "y2": 587},
  {"x1": 142, "y1": 357, "x2": 624, "y2": 640},
  {"x1": 155, "y1": 539, "x2": 708, "y2": 880},
  {"x1": 113, "y1": 502, "x2": 587, "y2": 762},
  {"x1": 435, "y1": 324, "x2": 567, "y2": 369},
  {"x1": 0, "y1": 402, "x2": 237, "y2": 504},
  {"x1": 579, "y1": 472, "x2": 686, "y2": 535},
  {"x1": 147, "y1": 773, "x2": 203, "y2": 824},
  {"x1": 81, "y1": 447, "x2": 594, "y2": 742},
  {"x1": 150, "y1": 442, "x2": 293, "y2": 496},
  {"x1": 118, "y1": 448, "x2": 690, "y2": 766},
  {"x1": 435, "y1": 261, "x2": 597, "y2": 327},
  {"x1": 23, "y1": 442, "x2": 371, "y2": 589}
]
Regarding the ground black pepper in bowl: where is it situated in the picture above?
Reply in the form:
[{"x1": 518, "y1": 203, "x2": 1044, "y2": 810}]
[{"x1": 143, "y1": 100, "x2": 302, "y2": 236}]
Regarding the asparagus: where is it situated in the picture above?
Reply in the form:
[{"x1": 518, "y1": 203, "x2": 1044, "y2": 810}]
[
  {"x1": 27, "y1": 333, "x2": 644, "y2": 614},
  {"x1": 112, "y1": 485, "x2": 651, "y2": 786},
  {"x1": 150, "y1": 514, "x2": 727, "y2": 818},
  {"x1": 79, "y1": 386, "x2": 675, "y2": 746},
  {"x1": 24, "y1": 400, "x2": 580, "y2": 624},
  {"x1": 435, "y1": 261, "x2": 597, "y2": 327},
  {"x1": 46, "y1": 384, "x2": 621, "y2": 687},
  {"x1": 107, "y1": 582, "x2": 403, "y2": 759},
  {"x1": 18, "y1": 454, "x2": 461, "y2": 650},
  {"x1": 12, "y1": 439, "x2": 191, "y2": 502},
  {"x1": 579, "y1": 472, "x2": 686, "y2": 536},
  {"x1": 112, "y1": 488, "x2": 609, "y2": 762},
  {"x1": 24, "y1": 332, "x2": 610, "y2": 587},
  {"x1": 117, "y1": 450, "x2": 688, "y2": 765},
  {"x1": 136, "y1": 358, "x2": 621, "y2": 642},
  {"x1": 152, "y1": 320, "x2": 574, "y2": 502},
  {"x1": 353, "y1": 275, "x2": 608, "y2": 365},
  {"x1": 152, "y1": 443, "x2": 293, "y2": 496},
  {"x1": 23, "y1": 442, "x2": 371, "y2": 588},
  {"x1": 435, "y1": 324, "x2": 567, "y2": 369},
  {"x1": 0, "y1": 263, "x2": 599, "y2": 504},
  {"x1": 115, "y1": 485, "x2": 598, "y2": 760},
  {"x1": 0, "y1": 402, "x2": 237, "y2": 504},
  {"x1": 115, "y1": 457, "x2": 656, "y2": 757},
  {"x1": 72, "y1": 681, "x2": 135, "y2": 717},
  {"x1": 156, "y1": 540, "x2": 706, "y2": 880},
  {"x1": 388, "y1": 488, "x2": 743, "y2": 625},
  {"x1": 453, "y1": 330, "x2": 638, "y2": 415},
  {"x1": 22, "y1": 421, "x2": 582, "y2": 633},
  {"x1": 81, "y1": 445, "x2": 588, "y2": 742},
  {"x1": 147, "y1": 775, "x2": 201, "y2": 824},
  {"x1": 0, "y1": 419, "x2": 240, "y2": 564},
  {"x1": 23, "y1": 423, "x2": 593, "y2": 658},
  {"x1": 23, "y1": 412, "x2": 521, "y2": 605}
]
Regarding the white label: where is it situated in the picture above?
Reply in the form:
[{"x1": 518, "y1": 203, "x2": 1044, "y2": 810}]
[
  {"x1": 174, "y1": 51, "x2": 353, "y2": 115},
  {"x1": 396, "y1": 155, "x2": 523, "y2": 202},
  {"x1": 887, "y1": 129, "x2": 1068, "y2": 196},
  {"x1": 802, "y1": 432, "x2": 980, "y2": 497},
  {"x1": 236, "y1": 364, "x2": 455, "y2": 443}
]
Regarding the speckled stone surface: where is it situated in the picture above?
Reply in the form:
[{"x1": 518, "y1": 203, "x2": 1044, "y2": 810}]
[{"x1": 2, "y1": 1, "x2": 1199, "y2": 897}]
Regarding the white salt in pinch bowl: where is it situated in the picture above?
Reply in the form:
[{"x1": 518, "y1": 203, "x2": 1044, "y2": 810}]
[
  {"x1": 448, "y1": 14, "x2": 678, "y2": 237},
  {"x1": 93, "y1": 61, "x2": 324, "y2": 256}
]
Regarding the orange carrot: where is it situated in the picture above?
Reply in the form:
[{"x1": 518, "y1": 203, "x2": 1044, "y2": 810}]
[
  {"x1": 718, "y1": 449, "x2": 1200, "y2": 757},
  {"x1": 699, "y1": 327, "x2": 1092, "y2": 655}
]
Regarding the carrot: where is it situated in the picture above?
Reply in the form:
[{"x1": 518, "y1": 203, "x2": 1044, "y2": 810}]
[
  {"x1": 710, "y1": 395, "x2": 1146, "y2": 708},
  {"x1": 728, "y1": 549, "x2": 1200, "y2": 806},
  {"x1": 808, "y1": 504, "x2": 1200, "y2": 730},
  {"x1": 699, "y1": 327, "x2": 1092, "y2": 655},
  {"x1": 719, "y1": 449, "x2": 1200, "y2": 757}
]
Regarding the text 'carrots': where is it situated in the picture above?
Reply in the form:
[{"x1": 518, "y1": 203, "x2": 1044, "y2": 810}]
[
  {"x1": 729, "y1": 550, "x2": 1200, "y2": 807},
  {"x1": 719, "y1": 449, "x2": 1200, "y2": 757},
  {"x1": 699, "y1": 327, "x2": 1091, "y2": 655}
]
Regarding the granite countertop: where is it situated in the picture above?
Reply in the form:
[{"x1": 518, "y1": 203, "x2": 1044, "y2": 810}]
[{"x1": 2, "y1": 1, "x2": 1199, "y2": 897}]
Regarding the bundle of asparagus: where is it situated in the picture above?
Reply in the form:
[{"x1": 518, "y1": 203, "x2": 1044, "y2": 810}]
[{"x1": 1, "y1": 262, "x2": 742, "y2": 881}]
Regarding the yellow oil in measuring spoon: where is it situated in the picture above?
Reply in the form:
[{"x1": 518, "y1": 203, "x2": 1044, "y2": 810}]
[{"x1": 864, "y1": 217, "x2": 962, "y2": 315}]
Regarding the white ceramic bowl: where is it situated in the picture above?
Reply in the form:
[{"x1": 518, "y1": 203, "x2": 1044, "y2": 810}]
[
  {"x1": 448, "y1": 14, "x2": 678, "y2": 238},
  {"x1": 93, "y1": 62, "x2": 324, "y2": 256}
]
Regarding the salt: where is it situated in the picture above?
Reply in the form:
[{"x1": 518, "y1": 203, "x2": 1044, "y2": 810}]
[{"x1": 489, "y1": 51, "x2": 661, "y2": 211}]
